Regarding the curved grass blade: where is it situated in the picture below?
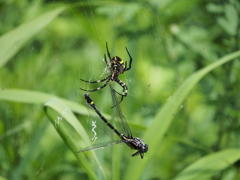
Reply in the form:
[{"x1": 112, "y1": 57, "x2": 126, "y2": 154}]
[
  {"x1": 0, "y1": 89, "x2": 88, "y2": 115},
  {"x1": 173, "y1": 149, "x2": 240, "y2": 180},
  {"x1": 44, "y1": 97, "x2": 107, "y2": 180},
  {"x1": 0, "y1": 89, "x2": 110, "y2": 178},
  {"x1": 124, "y1": 50, "x2": 240, "y2": 180},
  {"x1": 0, "y1": 1, "x2": 123, "y2": 68},
  {"x1": 0, "y1": 6, "x2": 66, "y2": 68}
]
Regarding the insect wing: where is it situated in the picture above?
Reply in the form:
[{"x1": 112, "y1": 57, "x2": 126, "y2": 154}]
[
  {"x1": 76, "y1": 139, "x2": 126, "y2": 153},
  {"x1": 110, "y1": 84, "x2": 132, "y2": 138}
]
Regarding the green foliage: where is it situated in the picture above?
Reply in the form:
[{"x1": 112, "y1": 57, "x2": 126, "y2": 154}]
[
  {"x1": 0, "y1": 0, "x2": 240, "y2": 180},
  {"x1": 173, "y1": 149, "x2": 240, "y2": 180}
]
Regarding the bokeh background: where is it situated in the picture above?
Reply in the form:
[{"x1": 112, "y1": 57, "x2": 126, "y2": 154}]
[{"x1": 1, "y1": 0, "x2": 240, "y2": 180}]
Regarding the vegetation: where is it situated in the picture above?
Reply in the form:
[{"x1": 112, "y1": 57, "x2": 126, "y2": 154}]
[{"x1": 0, "y1": 0, "x2": 240, "y2": 179}]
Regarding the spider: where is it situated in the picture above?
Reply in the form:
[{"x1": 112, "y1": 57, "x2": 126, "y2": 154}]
[{"x1": 80, "y1": 42, "x2": 132, "y2": 107}]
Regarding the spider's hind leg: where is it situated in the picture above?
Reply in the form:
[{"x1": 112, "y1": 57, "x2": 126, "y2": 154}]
[
  {"x1": 111, "y1": 95, "x2": 124, "y2": 108},
  {"x1": 115, "y1": 79, "x2": 128, "y2": 98},
  {"x1": 110, "y1": 79, "x2": 128, "y2": 108}
]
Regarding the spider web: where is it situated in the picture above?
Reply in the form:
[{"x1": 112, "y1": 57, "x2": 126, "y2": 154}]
[
  {"x1": 3, "y1": 0, "x2": 239, "y2": 179},
  {"x1": 0, "y1": 0, "x2": 185, "y2": 179}
]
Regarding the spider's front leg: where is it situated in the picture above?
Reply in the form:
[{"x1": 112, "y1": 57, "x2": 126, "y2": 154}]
[
  {"x1": 103, "y1": 54, "x2": 111, "y2": 69},
  {"x1": 106, "y1": 42, "x2": 112, "y2": 60},
  {"x1": 125, "y1": 47, "x2": 132, "y2": 71}
]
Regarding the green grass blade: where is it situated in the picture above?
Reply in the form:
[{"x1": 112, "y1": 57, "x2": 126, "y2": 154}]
[
  {"x1": 11, "y1": 122, "x2": 48, "y2": 180},
  {"x1": 0, "y1": 121, "x2": 31, "y2": 141},
  {"x1": 173, "y1": 149, "x2": 240, "y2": 180},
  {"x1": 0, "y1": 1, "x2": 122, "y2": 68},
  {"x1": 0, "y1": 89, "x2": 109, "y2": 178},
  {"x1": 124, "y1": 50, "x2": 240, "y2": 180},
  {"x1": 0, "y1": 89, "x2": 87, "y2": 115},
  {"x1": 0, "y1": 6, "x2": 66, "y2": 68},
  {"x1": 44, "y1": 97, "x2": 107, "y2": 180},
  {"x1": 0, "y1": 176, "x2": 6, "y2": 180}
]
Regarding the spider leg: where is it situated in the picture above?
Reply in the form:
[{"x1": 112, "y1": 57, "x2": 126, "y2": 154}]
[
  {"x1": 111, "y1": 94, "x2": 124, "y2": 108},
  {"x1": 113, "y1": 89, "x2": 123, "y2": 96},
  {"x1": 115, "y1": 78, "x2": 128, "y2": 97},
  {"x1": 80, "y1": 75, "x2": 111, "y2": 83},
  {"x1": 104, "y1": 54, "x2": 107, "y2": 65},
  {"x1": 125, "y1": 47, "x2": 132, "y2": 71},
  {"x1": 106, "y1": 42, "x2": 111, "y2": 60},
  {"x1": 104, "y1": 54, "x2": 110, "y2": 69},
  {"x1": 111, "y1": 79, "x2": 128, "y2": 108},
  {"x1": 80, "y1": 78, "x2": 111, "y2": 92}
]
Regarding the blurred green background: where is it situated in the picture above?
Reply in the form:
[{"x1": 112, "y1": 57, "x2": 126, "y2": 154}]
[{"x1": 1, "y1": 0, "x2": 240, "y2": 180}]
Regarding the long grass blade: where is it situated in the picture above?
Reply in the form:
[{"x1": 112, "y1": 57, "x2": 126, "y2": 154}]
[
  {"x1": 124, "y1": 50, "x2": 240, "y2": 179},
  {"x1": 0, "y1": 89, "x2": 87, "y2": 115},
  {"x1": 173, "y1": 149, "x2": 240, "y2": 180},
  {"x1": 44, "y1": 97, "x2": 106, "y2": 180},
  {"x1": 0, "y1": 6, "x2": 66, "y2": 67}
]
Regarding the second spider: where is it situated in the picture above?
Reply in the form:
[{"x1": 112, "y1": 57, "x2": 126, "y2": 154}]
[{"x1": 80, "y1": 42, "x2": 133, "y2": 107}]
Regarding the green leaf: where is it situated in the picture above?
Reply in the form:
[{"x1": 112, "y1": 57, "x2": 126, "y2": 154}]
[
  {"x1": 217, "y1": 4, "x2": 238, "y2": 35},
  {"x1": 0, "y1": 6, "x2": 66, "y2": 68},
  {"x1": 43, "y1": 98, "x2": 101, "y2": 180},
  {"x1": 0, "y1": 89, "x2": 110, "y2": 179},
  {"x1": 124, "y1": 50, "x2": 240, "y2": 180},
  {"x1": 173, "y1": 149, "x2": 240, "y2": 180},
  {"x1": 0, "y1": 89, "x2": 87, "y2": 115}
]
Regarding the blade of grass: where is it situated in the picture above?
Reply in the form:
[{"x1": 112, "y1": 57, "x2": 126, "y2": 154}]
[
  {"x1": 173, "y1": 149, "x2": 240, "y2": 180},
  {"x1": 0, "y1": 1, "x2": 126, "y2": 68},
  {"x1": 44, "y1": 97, "x2": 107, "y2": 180},
  {"x1": 0, "y1": 121, "x2": 31, "y2": 141},
  {"x1": 0, "y1": 6, "x2": 66, "y2": 68},
  {"x1": 0, "y1": 89, "x2": 87, "y2": 115},
  {"x1": 0, "y1": 89, "x2": 111, "y2": 120},
  {"x1": 11, "y1": 122, "x2": 48, "y2": 180},
  {"x1": 112, "y1": 144, "x2": 120, "y2": 180},
  {"x1": 0, "y1": 89, "x2": 110, "y2": 178},
  {"x1": 124, "y1": 50, "x2": 240, "y2": 180}
]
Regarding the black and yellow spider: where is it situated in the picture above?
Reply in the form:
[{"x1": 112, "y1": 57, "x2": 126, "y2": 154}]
[{"x1": 80, "y1": 42, "x2": 132, "y2": 107}]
